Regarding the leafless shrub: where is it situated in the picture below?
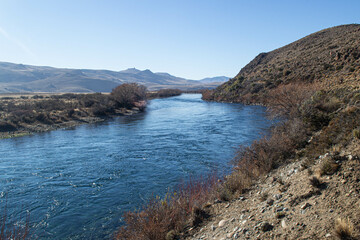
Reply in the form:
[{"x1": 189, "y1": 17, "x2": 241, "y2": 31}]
[
  {"x1": 266, "y1": 83, "x2": 318, "y2": 119},
  {"x1": 111, "y1": 83, "x2": 147, "y2": 108}
]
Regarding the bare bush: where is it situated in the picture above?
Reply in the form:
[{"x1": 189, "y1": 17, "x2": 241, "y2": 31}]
[
  {"x1": 266, "y1": 83, "x2": 318, "y2": 119},
  {"x1": 111, "y1": 83, "x2": 147, "y2": 108},
  {"x1": 115, "y1": 174, "x2": 218, "y2": 240}
]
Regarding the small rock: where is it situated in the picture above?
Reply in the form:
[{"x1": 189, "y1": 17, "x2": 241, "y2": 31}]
[
  {"x1": 274, "y1": 194, "x2": 282, "y2": 200},
  {"x1": 301, "y1": 202, "x2": 311, "y2": 209},
  {"x1": 225, "y1": 203, "x2": 230, "y2": 208},
  {"x1": 281, "y1": 219, "x2": 287, "y2": 229},
  {"x1": 210, "y1": 224, "x2": 216, "y2": 231},
  {"x1": 218, "y1": 219, "x2": 227, "y2": 227},
  {"x1": 227, "y1": 232, "x2": 235, "y2": 238},
  {"x1": 329, "y1": 209, "x2": 334, "y2": 213},
  {"x1": 241, "y1": 220, "x2": 247, "y2": 225},
  {"x1": 230, "y1": 218, "x2": 236, "y2": 223},
  {"x1": 239, "y1": 196, "x2": 246, "y2": 201},
  {"x1": 261, "y1": 222, "x2": 273, "y2": 232},
  {"x1": 266, "y1": 199, "x2": 274, "y2": 206},
  {"x1": 325, "y1": 233, "x2": 331, "y2": 238}
]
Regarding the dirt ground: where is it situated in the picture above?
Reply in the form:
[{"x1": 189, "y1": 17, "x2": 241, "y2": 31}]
[{"x1": 186, "y1": 139, "x2": 360, "y2": 240}]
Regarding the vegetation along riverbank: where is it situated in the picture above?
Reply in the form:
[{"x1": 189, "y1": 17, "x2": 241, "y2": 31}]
[
  {"x1": 116, "y1": 24, "x2": 360, "y2": 239},
  {"x1": 0, "y1": 84, "x2": 182, "y2": 139}
]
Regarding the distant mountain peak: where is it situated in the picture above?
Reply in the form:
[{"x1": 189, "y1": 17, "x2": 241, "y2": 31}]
[
  {"x1": 141, "y1": 69, "x2": 153, "y2": 74},
  {"x1": 120, "y1": 68, "x2": 141, "y2": 74}
]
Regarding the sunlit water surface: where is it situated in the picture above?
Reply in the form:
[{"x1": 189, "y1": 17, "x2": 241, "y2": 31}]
[{"x1": 0, "y1": 94, "x2": 273, "y2": 239}]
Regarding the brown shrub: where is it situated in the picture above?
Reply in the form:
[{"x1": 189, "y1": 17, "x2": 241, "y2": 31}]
[
  {"x1": 115, "y1": 174, "x2": 218, "y2": 240},
  {"x1": 218, "y1": 171, "x2": 252, "y2": 201},
  {"x1": 111, "y1": 83, "x2": 147, "y2": 108},
  {"x1": 265, "y1": 83, "x2": 318, "y2": 119},
  {"x1": 233, "y1": 119, "x2": 307, "y2": 179},
  {"x1": 201, "y1": 90, "x2": 214, "y2": 101}
]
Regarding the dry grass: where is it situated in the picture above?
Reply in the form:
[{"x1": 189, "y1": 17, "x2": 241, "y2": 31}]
[
  {"x1": 335, "y1": 218, "x2": 355, "y2": 240},
  {"x1": 319, "y1": 158, "x2": 339, "y2": 176}
]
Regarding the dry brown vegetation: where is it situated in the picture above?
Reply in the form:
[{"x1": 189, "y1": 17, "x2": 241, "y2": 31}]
[
  {"x1": 0, "y1": 83, "x2": 149, "y2": 137},
  {"x1": 115, "y1": 175, "x2": 219, "y2": 240},
  {"x1": 111, "y1": 83, "x2": 147, "y2": 109},
  {"x1": 147, "y1": 89, "x2": 182, "y2": 99},
  {"x1": 335, "y1": 218, "x2": 355, "y2": 240}
]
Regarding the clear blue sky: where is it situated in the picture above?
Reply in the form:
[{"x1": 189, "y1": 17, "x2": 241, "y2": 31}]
[{"x1": 0, "y1": 0, "x2": 359, "y2": 79}]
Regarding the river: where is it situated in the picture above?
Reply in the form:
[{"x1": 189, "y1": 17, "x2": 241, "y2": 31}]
[{"x1": 0, "y1": 94, "x2": 272, "y2": 239}]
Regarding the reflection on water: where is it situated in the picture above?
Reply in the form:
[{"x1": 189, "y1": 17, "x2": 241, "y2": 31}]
[{"x1": 0, "y1": 94, "x2": 272, "y2": 239}]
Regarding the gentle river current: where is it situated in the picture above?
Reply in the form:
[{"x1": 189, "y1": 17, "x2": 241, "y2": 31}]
[{"x1": 0, "y1": 94, "x2": 273, "y2": 239}]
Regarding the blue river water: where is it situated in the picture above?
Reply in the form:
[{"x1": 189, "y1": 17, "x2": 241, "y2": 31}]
[{"x1": 0, "y1": 94, "x2": 272, "y2": 239}]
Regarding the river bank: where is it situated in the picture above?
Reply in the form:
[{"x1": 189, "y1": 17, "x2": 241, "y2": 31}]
[
  {"x1": 0, "y1": 86, "x2": 184, "y2": 139},
  {"x1": 0, "y1": 93, "x2": 144, "y2": 139}
]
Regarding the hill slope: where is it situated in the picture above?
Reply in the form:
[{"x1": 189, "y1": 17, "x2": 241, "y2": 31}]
[
  {"x1": 0, "y1": 62, "x2": 226, "y2": 93},
  {"x1": 207, "y1": 24, "x2": 360, "y2": 103}
]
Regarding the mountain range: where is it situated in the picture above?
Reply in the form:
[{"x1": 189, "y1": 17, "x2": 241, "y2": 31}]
[{"x1": 0, "y1": 62, "x2": 229, "y2": 93}]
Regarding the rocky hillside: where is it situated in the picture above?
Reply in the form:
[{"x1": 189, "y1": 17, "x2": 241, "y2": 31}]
[
  {"x1": 206, "y1": 24, "x2": 360, "y2": 103},
  {"x1": 187, "y1": 141, "x2": 360, "y2": 240},
  {"x1": 0, "y1": 62, "x2": 225, "y2": 93}
]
